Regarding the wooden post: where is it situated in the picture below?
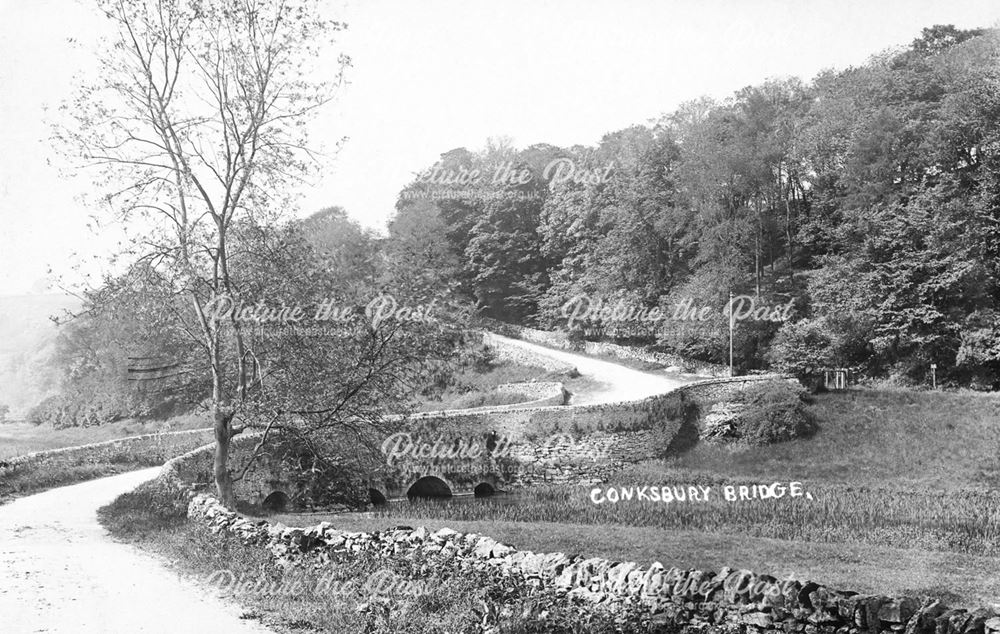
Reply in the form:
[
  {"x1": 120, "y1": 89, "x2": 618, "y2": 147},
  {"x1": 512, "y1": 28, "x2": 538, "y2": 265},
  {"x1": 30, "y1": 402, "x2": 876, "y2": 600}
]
[{"x1": 729, "y1": 291, "x2": 734, "y2": 377}]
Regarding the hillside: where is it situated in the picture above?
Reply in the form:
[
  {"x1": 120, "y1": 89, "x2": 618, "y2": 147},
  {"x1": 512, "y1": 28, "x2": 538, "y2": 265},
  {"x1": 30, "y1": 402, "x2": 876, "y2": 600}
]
[
  {"x1": 0, "y1": 293, "x2": 81, "y2": 417},
  {"x1": 657, "y1": 388, "x2": 1000, "y2": 492}
]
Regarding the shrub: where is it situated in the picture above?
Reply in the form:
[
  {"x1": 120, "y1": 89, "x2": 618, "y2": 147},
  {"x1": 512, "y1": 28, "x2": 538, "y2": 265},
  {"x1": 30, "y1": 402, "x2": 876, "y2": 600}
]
[{"x1": 733, "y1": 380, "x2": 818, "y2": 445}]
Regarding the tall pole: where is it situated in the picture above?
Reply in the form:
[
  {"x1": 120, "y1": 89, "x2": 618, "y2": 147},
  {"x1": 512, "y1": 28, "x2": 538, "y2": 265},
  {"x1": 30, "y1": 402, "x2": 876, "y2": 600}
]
[{"x1": 729, "y1": 291, "x2": 734, "y2": 377}]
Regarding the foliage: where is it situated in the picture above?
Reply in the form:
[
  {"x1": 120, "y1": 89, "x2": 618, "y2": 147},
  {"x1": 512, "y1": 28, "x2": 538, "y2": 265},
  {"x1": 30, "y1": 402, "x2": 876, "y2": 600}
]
[
  {"x1": 732, "y1": 380, "x2": 818, "y2": 445},
  {"x1": 389, "y1": 26, "x2": 1000, "y2": 386},
  {"x1": 97, "y1": 479, "x2": 190, "y2": 538},
  {"x1": 766, "y1": 318, "x2": 837, "y2": 381},
  {"x1": 51, "y1": 0, "x2": 484, "y2": 506}
]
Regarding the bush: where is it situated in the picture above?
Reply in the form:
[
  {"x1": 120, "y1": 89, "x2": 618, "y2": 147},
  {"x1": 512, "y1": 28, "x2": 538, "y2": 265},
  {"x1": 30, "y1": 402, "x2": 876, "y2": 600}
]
[{"x1": 734, "y1": 380, "x2": 818, "y2": 445}]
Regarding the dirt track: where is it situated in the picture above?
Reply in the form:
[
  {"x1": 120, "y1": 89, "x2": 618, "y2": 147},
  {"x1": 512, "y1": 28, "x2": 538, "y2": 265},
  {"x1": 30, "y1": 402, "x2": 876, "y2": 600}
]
[
  {"x1": 0, "y1": 468, "x2": 273, "y2": 633},
  {"x1": 486, "y1": 333, "x2": 688, "y2": 404}
]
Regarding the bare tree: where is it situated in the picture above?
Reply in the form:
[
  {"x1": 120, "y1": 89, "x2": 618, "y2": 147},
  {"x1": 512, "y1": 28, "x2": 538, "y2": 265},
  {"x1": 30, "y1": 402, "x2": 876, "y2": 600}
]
[{"x1": 57, "y1": 0, "x2": 351, "y2": 507}]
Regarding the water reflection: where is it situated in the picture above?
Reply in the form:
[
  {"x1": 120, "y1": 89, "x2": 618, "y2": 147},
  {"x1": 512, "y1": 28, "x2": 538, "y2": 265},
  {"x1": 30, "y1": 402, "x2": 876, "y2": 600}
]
[{"x1": 387, "y1": 490, "x2": 519, "y2": 507}]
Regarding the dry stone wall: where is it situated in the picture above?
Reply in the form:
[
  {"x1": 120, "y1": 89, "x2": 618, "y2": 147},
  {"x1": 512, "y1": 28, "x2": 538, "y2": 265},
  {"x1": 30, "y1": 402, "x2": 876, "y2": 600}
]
[
  {"x1": 187, "y1": 492, "x2": 1000, "y2": 634},
  {"x1": 1, "y1": 428, "x2": 214, "y2": 496},
  {"x1": 483, "y1": 330, "x2": 579, "y2": 374},
  {"x1": 0, "y1": 428, "x2": 213, "y2": 471}
]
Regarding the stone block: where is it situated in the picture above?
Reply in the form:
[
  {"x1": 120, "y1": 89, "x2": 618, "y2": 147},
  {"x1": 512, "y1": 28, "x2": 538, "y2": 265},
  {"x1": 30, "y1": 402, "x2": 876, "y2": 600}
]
[{"x1": 879, "y1": 598, "x2": 921, "y2": 624}]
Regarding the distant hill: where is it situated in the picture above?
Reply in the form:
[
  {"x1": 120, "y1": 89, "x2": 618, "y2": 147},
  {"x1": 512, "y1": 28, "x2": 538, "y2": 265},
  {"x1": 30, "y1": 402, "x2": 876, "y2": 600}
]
[{"x1": 0, "y1": 293, "x2": 82, "y2": 418}]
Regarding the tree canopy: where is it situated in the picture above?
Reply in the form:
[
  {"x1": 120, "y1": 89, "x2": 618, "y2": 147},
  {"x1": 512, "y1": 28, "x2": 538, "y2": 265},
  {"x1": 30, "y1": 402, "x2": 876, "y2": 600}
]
[{"x1": 390, "y1": 26, "x2": 1000, "y2": 386}]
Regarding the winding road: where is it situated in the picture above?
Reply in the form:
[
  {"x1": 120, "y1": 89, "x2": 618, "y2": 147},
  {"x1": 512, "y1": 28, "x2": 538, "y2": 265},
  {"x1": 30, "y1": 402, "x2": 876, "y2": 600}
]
[
  {"x1": 0, "y1": 336, "x2": 683, "y2": 633},
  {"x1": 487, "y1": 334, "x2": 688, "y2": 404}
]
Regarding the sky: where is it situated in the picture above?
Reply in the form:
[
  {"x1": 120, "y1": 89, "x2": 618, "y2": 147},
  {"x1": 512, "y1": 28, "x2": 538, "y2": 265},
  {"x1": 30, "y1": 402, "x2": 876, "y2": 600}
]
[{"x1": 1, "y1": 0, "x2": 999, "y2": 296}]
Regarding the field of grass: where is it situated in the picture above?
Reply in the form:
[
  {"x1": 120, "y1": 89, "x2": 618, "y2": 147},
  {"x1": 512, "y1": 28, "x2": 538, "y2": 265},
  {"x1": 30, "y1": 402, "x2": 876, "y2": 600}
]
[
  {"x1": 274, "y1": 387, "x2": 1000, "y2": 607},
  {"x1": 0, "y1": 413, "x2": 213, "y2": 504},
  {"x1": 0, "y1": 412, "x2": 211, "y2": 459},
  {"x1": 312, "y1": 481, "x2": 1000, "y2": 555},
  {"x1": 661, "y1": 388, "x2": 1000, "y2": 492}
]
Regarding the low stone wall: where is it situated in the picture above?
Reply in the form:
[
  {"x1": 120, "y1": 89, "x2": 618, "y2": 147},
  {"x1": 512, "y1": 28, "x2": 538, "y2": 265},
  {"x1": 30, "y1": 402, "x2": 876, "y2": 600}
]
[
  {"x1": 0, "y1": 428, "x2": 215, "y2": 501},
  {"x1": 188, "y1": 493, "x2": 1000, "y2": 634},
  {"x1": 676, "y1": 374, "x2": 798, "y2": 406},
  {"x1": 406, "y1": 381, "x2": 569, "y2": 417},
  {"x1": 483, "y1": 330, "x2": 578, "y2": 374},
  {"x1": 0, "y1": 428, "x2": 214, "y2": 473},
  {"x1": 581, "y1": 339, "x2": 729, "y2": 377},
  {"x1": 494, "y1": 381, "x2": 568, "y2": 406}
]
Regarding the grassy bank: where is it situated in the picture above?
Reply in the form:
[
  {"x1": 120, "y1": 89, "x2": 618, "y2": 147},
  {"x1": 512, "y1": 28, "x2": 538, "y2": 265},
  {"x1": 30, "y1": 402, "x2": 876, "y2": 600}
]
[
  {"x1": 0, "y1": 424, "x2": 212, "y2": 504},
  {"x1": 414, "y1": 359, "x2": 552, "y2": 412},
  {"x1": 98, "y1": 482, "x2": 663, "y2": 634},
  {"x1": 0, "y1": 413, "x2": 210, "y2": 459},
  {"x1": 664, "y1": 388, "x2": 1000, "y2": 491},
  {"x1": 415, "y1": 356, "x2": 604, "y2": 412},
  {"x1": 320, "y1": 482, "x2": 1000, "y2": 555}
]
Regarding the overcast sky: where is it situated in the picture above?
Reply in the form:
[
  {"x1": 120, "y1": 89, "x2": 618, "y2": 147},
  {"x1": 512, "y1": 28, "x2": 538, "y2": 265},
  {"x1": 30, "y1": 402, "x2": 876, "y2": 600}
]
[{"x1": 1, "y1": 0, "x2": 999, "y2": 296}]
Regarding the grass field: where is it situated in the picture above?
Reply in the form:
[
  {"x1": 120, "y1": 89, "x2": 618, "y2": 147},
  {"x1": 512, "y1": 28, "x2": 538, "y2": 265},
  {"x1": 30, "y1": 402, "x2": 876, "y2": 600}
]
[
  {"x1": 0, "y1": 413, "x2": 211, "y2": 459},
  {"x1": 660, "y1": 388, "x2": 1000, "y2": 492},
  {"x1": 414, "y1": 360, "x2": 550, "y2": 411},
  {"x1": 274, "y1": 387, "x2": 1000, "y2": 607}
]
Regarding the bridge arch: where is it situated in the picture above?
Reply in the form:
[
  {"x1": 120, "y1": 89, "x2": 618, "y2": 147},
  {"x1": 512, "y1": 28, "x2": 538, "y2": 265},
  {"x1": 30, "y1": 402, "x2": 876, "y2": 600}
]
[
  {"x1": 368, "y1": 488, "x2": 388, "y2": 506},
  {"x1": 261, "y1": 490, "x2": 290, "y2": 513},
  {"x1": 406, "y1": 476, "x2": 453, "y2": 500},
  {"x1": 474, "y1": 482, "x2": 496, "y2": 498}
]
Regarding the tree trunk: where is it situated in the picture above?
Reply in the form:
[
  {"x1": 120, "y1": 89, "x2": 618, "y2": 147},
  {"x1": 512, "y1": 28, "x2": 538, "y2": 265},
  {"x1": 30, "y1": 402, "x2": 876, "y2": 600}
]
[
  {"x1": 784, "y1": 173, "x2": 795, "y2": 283},
  {"x1": 754, "y1": 196, "x2": 762, "y2": 297},
  {"x1": 214, "y1": 405, "x2": 236, "y2": 508}
]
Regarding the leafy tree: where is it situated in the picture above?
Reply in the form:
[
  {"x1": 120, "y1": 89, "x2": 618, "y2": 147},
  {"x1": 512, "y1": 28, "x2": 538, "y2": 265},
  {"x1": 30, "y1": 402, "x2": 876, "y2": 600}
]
[
  {"x1": 766, "y1": 318, "x2": 837, "y2": 382},
  {"x1": 55, "y1": 0, "x2": 464, "y2": 507},
  {"x1": 395, "y1": 26, "x2": 1000, "y2": 386}
]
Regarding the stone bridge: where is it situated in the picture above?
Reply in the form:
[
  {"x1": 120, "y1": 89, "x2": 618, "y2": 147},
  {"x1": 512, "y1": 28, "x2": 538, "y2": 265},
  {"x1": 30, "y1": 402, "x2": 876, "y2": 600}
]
[
  {"x1": 184, "y1": 376, "x2": 792, "y2": 513},
  {"x1": 162, "y1": 330, "x2": 794, "y2": 513}
]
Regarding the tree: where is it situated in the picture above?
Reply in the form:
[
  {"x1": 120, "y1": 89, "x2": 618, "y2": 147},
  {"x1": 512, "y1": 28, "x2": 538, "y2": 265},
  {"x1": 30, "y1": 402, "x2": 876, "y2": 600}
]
[
  {"x1": 382, "y1": 199, "x2": 462, "y2": 299},
  {"x1": 463, "y1": 145, "x2": 559, "y2": 322},
  {"x1": 57, "y1": 0, "x2": 358, "y2": 507},
  {"x1": 766, "y1": 318, "x2": 837, "y2": 383}
]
